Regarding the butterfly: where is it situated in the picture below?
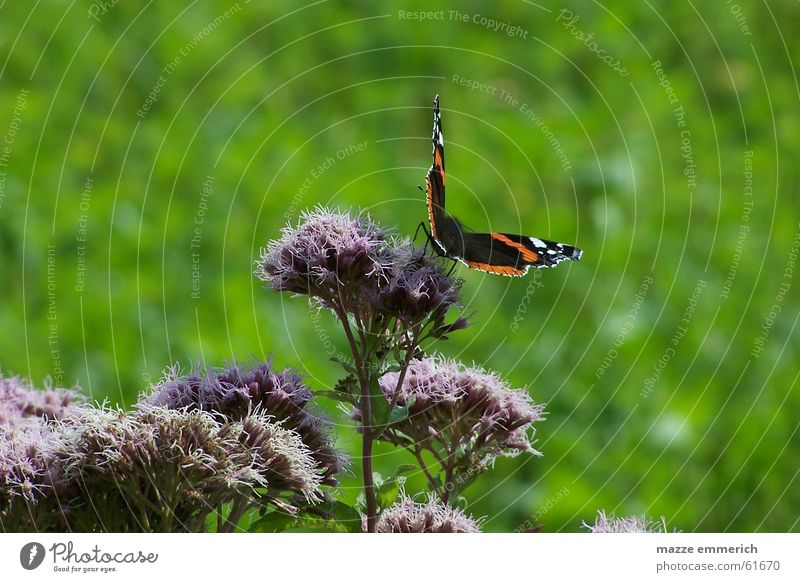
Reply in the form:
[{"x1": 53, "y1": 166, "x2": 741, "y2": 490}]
[{"x1": 420, "y1": 95, "x2": 582, "y2": 277}]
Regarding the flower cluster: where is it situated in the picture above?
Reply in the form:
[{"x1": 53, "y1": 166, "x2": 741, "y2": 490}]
[
  {"x1": 367, "y1": 244, "x2": 463, "y2": 330},
  {"x1": 56, "y1": 405, "x2": 324, "y2": 532},
  {"x1": 140, "y1": 360, "x2": 345, "y2": 485},
  {"x1": 374, "y1": 494, "x2": 481, "y2": 533},
  {"x1": 0, "y1": 421, "x2": 68, "y2": 531},
  {"x1": 373, "y1": 356, "x2": 544, "y2": 498},
  {"x1": 256, "y1": 207, "x2": 463, "y2": 331},
  {"x1": 257, "y1": 208, "x2": 468, "y2": 530},
  {"x1": 1, "y1": 369, "x2": 338, "y2": 532},
  {"x1": 256, "y1": 207, "x2": 388, "y2": 307},
  {"x1": 584, "y1": 510, "x2": 669, "y2": 533},
  {"x1": 1, "y1": 374, "x2": 84, "y2": 531},
  {"x1": 1, "y1": 374, "x2": 83, "y2": 426}
]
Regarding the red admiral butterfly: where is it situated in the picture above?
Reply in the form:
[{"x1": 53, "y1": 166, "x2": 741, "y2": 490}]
[{"x1": 421, "y1": 95, "x2": 582, "y2": 277}]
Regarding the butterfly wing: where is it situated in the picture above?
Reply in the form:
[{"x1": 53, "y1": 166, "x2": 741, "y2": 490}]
[
  {"x1": 460, "y1": 232, "x2": 582, "y2": 277},
  {"x1": 425, "y1": 95, "x2": 447, "y2": 253}
]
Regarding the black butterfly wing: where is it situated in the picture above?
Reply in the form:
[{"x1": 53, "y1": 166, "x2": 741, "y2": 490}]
[
  {"x1": 460, "y1": 232, "x2": 582, "y2": 277},
  {"x1": 425, "y1": 95, "x2": 447, "y2": 252}
]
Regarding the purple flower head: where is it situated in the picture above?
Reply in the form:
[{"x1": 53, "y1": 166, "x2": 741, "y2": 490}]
[
  {"x1": 0, "y1": 419, "x2": 72, "y2": 531},
  {"x1": 256, "y1": 207, "x2": 388, "y2": 304},
  {"x1": 378, "y1": 356, "x2": 544, "y2": 462},
  {"x1": 374, "y1": 494, "x2": 481, "y2": 533},
  {"x1": 58, "y1": 405, "x2": 323, "y2": 531},
  {"x1": 368, "y1": 244, "x2": 462, "y2": 327},
  {"x1": 1, "y1": 374, "x2": 84, "y2": 425},
  {"x1": 0, "y1": 422, "x2": 64, "y2": 505},
  {"x1": 140, "y1": 360, "x2": 345, "y2": 486},
  {"x1": 584, "y1": 510, "x2": 669, "y2": 533}
]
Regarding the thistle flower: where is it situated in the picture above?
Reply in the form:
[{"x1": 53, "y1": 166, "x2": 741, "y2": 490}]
[
  {"x1": 379, "y1": 356, "x2": 543, "y2": 457},
  {"x1": 225, "y1": 413, "x2": 323, "y2": 502},
  {"x1": 256, "y1": 207, "x2": 388, "y2": 305},
  {"x1": 367, "y1": 244, "x2": 462, "y2": 329},
  {"x1": 141, "y1": 360, "x2": 345, "y2": 485},
  {"x1": 58, "y1": 405, "x2": 322, "y2": 532},
  {"x1": 368, "y1": 356, "x2": 544, "y2": 500},
  {"x1": 374, "y1": 494, "x2": 481, "y2": 533},
  {"x1": 584, "y1": 510, "x2": 669, "y2": 533},
  {"x1": 255, "y1": 209, "x2": 466, "y2": 337},
  {"x1": 0, "y1": 421, "x2": 70, "y2": 531},
  {"x1": 0, "y1": 374, "x2": 83, "y2": 425}
]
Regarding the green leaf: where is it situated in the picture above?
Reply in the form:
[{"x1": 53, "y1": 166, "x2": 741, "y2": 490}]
[
  {"x1": 248, "y1": 510, "x2": 299, "y2": 533},
  {"x1": 368, "y1": 374, "x2": 392, "y2": 428},
  {"x1": 330, "y1": 356, "x2": 356, "y2": 374},
  {"x1": 314, "y1": 390, "x2": 357, "y2": 405},
  {"x1": 325, "y1": 500, "x2": 363, "y2": 532},
  {"x1": 249, "y1": 500, "x2": 363, "y2": 533},
  {"x1": 391, "y1": 464, "x2": 417, "y2": 479},
  {"x1": 388, "y1": 396, "x2": 415, "y2": 424},
  {"x1": 376, "y1": 475, "x2": 404, "y2": 510}
]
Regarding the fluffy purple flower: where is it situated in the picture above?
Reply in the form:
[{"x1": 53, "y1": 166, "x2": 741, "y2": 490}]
[
  {"x1": 58, "y1": 406, "x2": 322, "y2": 532},
  {"x1": 379, "y1": 356, "x2": 544, "y2": 461},
  {"x1": 0, "y1": 423, "x2": 62, "y2": 504},
  {"x1": 0, "y1": 420, "x2": 70, "y2": 531},
  {"x1": 141, "y1": 360, "x2": 345, "y2": 485},
  {"x1": 0, "y1": 374, "x2": 83, "y2": 425},
  {"x1": 584, "y1": 510, "x2": 669, "y2": 533},
  {"x1": 367, "y1": 244, "x2": 462, "y2": 327},
  {"x1": 255, "y1": 209, "x2": 465, "y2": 335},
  {"x1": 374, "y1": 494, "x2": 481, "y2": 533},
  {"x1": 256, "y1": 207, "x2": 388, "y2": 302}
]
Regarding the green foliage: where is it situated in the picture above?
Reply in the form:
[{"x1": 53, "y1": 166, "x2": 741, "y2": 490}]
[{"x1": 1, "y1": 0, "x2": 798, "y2": 532}]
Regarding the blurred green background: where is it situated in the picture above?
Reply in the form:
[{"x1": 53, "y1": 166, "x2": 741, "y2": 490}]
[{"x1": 1, "y1": 1, "x2": 798, "y2": 532}]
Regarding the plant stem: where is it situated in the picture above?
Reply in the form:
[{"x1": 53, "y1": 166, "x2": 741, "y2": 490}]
[
  {"x1": 361, "y1": 424, "x2": 377, "y2": 532},
  {"x1": 412, "y1": 447, "x2": 442, "y2": 496},
  {"x1": 337, "y1": 307, "x2": 378, "y2": 532}
]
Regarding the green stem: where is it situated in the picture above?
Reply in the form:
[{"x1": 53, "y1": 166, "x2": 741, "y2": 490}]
[{"x1": 412, "y1": 447, "x2": 442, "y2": 496}]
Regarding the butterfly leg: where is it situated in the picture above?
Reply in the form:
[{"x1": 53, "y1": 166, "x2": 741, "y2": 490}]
[
  {"x1": 446, "y1": 259, "x2": 458, "y2": 277},
  {"x1": 413, "y1": 221, "x2": 435, "y2": 255},
  {"x1": 412, "y1": 221, "x2": 427, "y2": 244}
]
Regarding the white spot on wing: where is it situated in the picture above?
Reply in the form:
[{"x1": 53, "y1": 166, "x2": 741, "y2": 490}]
[{"x1": 529, "y1": 237, "x2": 547, "y2": 248}]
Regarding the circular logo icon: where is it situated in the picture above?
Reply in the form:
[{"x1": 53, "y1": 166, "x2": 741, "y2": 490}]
[{"x1": 20, "y1": 542, "x2": 46, "y2": 570}]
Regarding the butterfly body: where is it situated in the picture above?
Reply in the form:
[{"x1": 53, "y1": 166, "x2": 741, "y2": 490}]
[{"x1": 423, "y1": 95, "x2": 582, "y2": 277}]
